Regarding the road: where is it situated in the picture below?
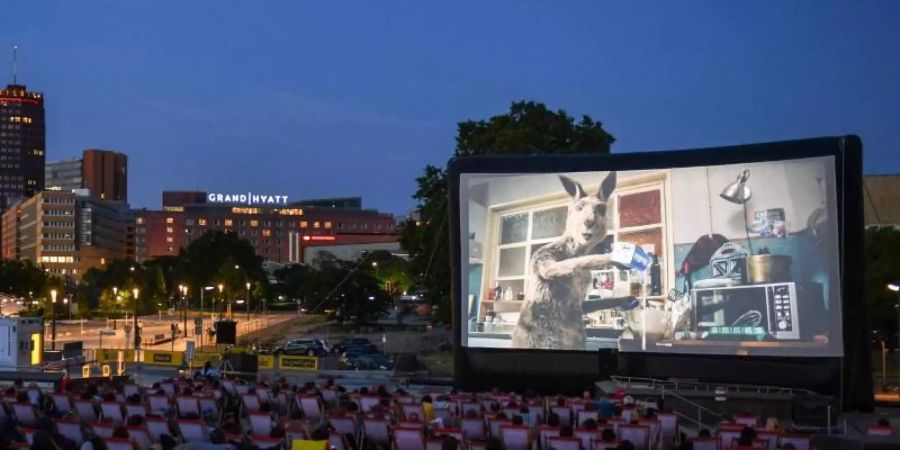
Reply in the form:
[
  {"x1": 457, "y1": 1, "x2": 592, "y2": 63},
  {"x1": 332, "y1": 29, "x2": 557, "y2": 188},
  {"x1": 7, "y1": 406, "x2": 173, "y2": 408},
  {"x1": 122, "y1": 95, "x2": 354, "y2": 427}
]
[{"x1": 44, "y1": 312, "x2": 296, "y2": 351}]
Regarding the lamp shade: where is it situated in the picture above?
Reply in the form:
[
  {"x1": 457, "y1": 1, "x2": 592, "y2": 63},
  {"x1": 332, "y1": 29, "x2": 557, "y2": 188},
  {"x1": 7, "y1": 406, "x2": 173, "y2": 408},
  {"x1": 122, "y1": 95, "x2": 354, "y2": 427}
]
[{"x1": 720, "y1": 169, "x2": 752, "y2": 204}]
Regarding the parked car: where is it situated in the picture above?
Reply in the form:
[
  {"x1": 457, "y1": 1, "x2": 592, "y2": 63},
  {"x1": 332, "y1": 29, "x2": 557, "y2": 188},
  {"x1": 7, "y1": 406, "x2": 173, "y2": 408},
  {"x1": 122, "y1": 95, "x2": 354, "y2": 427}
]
[
  {"x1": 331, "y1": 337, "x2": 373, "y2": 354},
  {"x1": 353, "y1": 354, "x2": 394, "y2": 371},
  {"x1": 274, "y1": 338, "x2": 329, "y2": 356},
  {"x1": 339, "y1": 346, "x2": 379, "y2": 368}
]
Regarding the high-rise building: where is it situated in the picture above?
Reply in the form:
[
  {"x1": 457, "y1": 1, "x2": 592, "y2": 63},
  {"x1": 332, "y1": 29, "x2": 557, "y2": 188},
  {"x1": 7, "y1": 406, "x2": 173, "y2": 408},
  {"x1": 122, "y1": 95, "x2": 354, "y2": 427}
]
[
  {"x1": 45, "y1": 149, "x2": 127, "y2": 203},
  {"x1": 0, "y1": 84, "x2": 45, "y2": 209},
  {"x1": 45, "y1": 158, "x2": 83, "y2": 192},
  {"x1": 83, "y1": 149, "x2": 127, "y2": 203}
]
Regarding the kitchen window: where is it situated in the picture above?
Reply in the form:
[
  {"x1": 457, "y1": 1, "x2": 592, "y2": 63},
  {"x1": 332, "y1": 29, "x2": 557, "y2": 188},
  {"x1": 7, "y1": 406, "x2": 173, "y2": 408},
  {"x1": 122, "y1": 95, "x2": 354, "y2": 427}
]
[{"x1": 482, "y1": 172, "x2": 671, "y2": 318}]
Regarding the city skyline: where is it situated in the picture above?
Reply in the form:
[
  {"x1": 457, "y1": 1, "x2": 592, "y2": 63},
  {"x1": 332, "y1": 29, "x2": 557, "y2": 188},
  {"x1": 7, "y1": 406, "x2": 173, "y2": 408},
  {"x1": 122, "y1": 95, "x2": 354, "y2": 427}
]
[{"x1": 2, "y1": 2, "x2": 899, "y2": 215}]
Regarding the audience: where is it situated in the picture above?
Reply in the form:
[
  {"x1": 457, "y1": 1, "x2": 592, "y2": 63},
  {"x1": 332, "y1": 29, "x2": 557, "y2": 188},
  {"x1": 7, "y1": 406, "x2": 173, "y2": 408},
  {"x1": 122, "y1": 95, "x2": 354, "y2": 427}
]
[{"x1": 0, "y1": 370, "x2": 815, "y2": 450}]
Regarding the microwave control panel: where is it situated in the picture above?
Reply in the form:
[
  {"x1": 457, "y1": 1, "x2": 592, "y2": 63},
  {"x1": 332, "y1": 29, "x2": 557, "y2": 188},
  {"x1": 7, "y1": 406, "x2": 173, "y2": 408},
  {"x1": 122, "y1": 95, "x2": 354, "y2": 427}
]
[{"x1": 767, "y1": 283, "x2": 799, "y2": 339}]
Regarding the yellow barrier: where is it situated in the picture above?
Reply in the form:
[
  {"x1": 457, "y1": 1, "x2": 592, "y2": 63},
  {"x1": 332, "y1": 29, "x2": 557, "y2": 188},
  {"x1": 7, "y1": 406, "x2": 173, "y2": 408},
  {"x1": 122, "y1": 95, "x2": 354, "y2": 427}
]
[
  {"x1": 96, "y1": 349, "x2": 135, "y2": 363},
  {"x1": 143, "y1": 350, "x2": 185, "y2": 366},
  {"x1": 190, "y1": 352, "x2": 223, "y2": 366},
  {"x1": 257, "y1": 354, "x2": 275, "y2": 370},
  {"x1": 278, "y1": 355, "x2": 318, "y2": 372}
]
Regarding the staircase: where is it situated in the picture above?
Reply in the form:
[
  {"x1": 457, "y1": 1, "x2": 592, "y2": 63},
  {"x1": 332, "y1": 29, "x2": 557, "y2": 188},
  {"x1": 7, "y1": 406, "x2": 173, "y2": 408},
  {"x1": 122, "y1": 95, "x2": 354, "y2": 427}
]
[{"x1": 602, "y1": 376, "x2": 839, "y2": 431}]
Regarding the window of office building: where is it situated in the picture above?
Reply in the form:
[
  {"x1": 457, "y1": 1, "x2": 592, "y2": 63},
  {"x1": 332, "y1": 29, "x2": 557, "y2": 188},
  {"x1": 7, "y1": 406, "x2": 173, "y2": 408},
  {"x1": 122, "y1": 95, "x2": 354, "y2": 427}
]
[
  {"x1": 166, "y1": 217, "x2": 174, "y2": 224},
  {"x1": 198, "y1": 218, "x2": 207, "y2": 226}
]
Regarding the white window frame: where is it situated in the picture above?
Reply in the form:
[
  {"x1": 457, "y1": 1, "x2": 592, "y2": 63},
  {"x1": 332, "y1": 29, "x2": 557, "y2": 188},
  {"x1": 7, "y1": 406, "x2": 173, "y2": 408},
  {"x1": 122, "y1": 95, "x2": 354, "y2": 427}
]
[{"x1": 481, "y1": 171, "x2": 674, "y2": 320}]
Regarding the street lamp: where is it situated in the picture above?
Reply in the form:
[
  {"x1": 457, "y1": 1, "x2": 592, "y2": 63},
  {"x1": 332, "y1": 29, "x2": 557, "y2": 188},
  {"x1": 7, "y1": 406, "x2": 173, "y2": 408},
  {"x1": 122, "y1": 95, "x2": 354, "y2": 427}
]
[
  {"x1": 178, "y1": 284, "x2": 188, "y2": 338},
  {"x1": 246, "y1": 281, "x2": 251, "y2": 321},
  {"x1": 112, "y1": 286, "x2": 120, "y2": 324},
  {"x1": 63, "y1": 296, "x2": 70, "y2": 320},
  {"x1": 199, "y1": 285, "x2": 215, "y2": 347},
  {"x1": 218, "y1": 283, "x2": 224, "y2": 316},
  {"x1": 132, "y1": 288, "x2": 139, "y2": 351},
  {"x1": 50, "y1": 289, "x2": 58, "y2": 350}
]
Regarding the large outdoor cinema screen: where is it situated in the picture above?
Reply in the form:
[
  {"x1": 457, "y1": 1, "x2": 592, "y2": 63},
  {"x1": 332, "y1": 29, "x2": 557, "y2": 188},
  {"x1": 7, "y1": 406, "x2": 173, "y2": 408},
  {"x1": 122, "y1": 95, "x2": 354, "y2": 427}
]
[{"x1": 457, "y1": 154, "x2": 843, "y2": 358}]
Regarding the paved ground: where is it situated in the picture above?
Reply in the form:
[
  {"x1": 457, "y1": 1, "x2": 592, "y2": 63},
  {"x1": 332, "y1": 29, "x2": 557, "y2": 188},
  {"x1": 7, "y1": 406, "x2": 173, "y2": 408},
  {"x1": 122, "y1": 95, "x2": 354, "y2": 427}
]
[{"x1": 44, "y1": 312, "x2": 297, "y2": 351}]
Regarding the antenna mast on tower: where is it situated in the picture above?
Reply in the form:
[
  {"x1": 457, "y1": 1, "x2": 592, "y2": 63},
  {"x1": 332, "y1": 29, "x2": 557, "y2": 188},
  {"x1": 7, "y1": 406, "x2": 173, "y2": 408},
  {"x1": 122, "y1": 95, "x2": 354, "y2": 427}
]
[{"x1": 12, "y1": 45, "x2": 18, "y2": 84}]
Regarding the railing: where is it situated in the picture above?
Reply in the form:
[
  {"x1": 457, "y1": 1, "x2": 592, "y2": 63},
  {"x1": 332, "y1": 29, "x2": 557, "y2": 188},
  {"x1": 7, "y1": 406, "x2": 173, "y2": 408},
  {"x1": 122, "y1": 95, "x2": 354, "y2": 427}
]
[
  {"x1": 660, "y1": 389, "x2": 724, "y2": 431},
  {"x1": 611, "y1": 375, "x2": 820, "y2": 397}
]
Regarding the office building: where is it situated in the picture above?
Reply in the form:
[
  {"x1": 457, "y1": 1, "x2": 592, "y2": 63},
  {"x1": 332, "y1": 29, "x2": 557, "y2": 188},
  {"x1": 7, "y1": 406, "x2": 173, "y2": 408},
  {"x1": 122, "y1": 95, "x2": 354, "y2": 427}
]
[
  {"x1": 45, "y1": 149, "x2": 128, "y2": 203},
  {"x1": 1, "y1": 190, "x2": 131, "y2": 277},
  {"x1": 0, "y1": 84, "x2": 45, "y2": 209}
]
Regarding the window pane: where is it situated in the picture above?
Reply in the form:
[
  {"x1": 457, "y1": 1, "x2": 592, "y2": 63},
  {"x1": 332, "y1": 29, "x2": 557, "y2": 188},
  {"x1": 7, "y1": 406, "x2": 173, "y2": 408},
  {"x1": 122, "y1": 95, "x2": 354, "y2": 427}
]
[
  {"x1": 619, "y1": 190, "x2": 661, "y2": 227},
  {"x1": 500, "y1": 213, "x2": 528, "y2": 244},
  {"x1": 498, "y1": 247, "x2": 526, "y2": 278},
  {"x1": 532, "y1": 206, "x2": 567, "y2": 239}
]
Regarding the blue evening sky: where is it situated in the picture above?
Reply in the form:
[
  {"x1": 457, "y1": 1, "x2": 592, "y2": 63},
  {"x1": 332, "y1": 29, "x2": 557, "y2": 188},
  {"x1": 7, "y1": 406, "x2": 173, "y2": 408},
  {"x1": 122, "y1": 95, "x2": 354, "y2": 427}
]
[{"x1": 3, "y1": 1, "x2": 899, "y2": 214}]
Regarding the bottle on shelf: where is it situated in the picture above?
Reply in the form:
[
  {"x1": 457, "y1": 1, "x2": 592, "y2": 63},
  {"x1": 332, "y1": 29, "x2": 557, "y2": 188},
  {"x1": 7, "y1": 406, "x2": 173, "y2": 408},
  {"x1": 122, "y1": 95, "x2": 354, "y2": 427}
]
[
  {"x1": 503, "y1": 286, "x2": 513, "y2": 301},
  {"x1": 492, "y1": 281, "x2": 502, "y2": 301},
  {"x1": 650, "y1": 253, "x2": 662, "y2": 296}
]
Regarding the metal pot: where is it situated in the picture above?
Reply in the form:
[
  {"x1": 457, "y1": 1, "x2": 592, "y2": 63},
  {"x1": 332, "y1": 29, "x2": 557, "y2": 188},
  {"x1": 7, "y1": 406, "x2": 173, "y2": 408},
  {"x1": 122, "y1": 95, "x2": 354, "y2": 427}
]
[{"x1": 746, "y1": 255, "x2": 792, "y2": 284}]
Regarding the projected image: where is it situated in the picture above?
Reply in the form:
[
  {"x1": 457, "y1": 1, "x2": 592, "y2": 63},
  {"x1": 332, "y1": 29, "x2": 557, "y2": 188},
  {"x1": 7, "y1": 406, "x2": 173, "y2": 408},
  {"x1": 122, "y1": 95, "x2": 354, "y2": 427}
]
[{"x1": 459, "y1": 156, "x2": 843, "y2": 357}]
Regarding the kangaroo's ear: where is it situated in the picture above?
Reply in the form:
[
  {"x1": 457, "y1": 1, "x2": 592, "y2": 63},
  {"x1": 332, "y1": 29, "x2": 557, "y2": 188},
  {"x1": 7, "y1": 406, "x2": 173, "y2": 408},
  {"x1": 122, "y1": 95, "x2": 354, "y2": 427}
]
[
  {"x1": 598, "y1": 171, "x2": 617, "y2": 200},
  {"x1": 559, "y1": 176, "x2": 586, "y2": 199}
]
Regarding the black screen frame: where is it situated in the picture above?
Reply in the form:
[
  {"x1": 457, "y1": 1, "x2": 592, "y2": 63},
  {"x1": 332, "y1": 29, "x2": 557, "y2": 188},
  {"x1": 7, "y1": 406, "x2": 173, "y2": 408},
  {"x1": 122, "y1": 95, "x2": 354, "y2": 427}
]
[{"x1": 448, "y1": 135, "x2": 870, "y2": 411}]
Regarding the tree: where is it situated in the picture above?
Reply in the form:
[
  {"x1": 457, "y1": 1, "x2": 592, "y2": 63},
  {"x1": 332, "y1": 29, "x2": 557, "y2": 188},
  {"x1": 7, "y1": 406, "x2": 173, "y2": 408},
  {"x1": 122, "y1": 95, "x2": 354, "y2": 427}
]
[
  {"x1": 179, "y1": 231, "x2": 267, "y2": 308},
  {"x1": 401, "y1": 101, "x2": 615, "y2": 323},
  {"x1": 866, "y1": 227, "x2": 900, "y2": 347}
]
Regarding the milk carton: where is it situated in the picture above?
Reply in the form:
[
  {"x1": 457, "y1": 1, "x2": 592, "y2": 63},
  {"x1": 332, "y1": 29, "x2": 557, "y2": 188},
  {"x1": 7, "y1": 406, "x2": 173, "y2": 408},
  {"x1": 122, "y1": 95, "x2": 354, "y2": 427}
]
[{"x1": 610, "y1": 242, "x2": 651, "y2": 271}]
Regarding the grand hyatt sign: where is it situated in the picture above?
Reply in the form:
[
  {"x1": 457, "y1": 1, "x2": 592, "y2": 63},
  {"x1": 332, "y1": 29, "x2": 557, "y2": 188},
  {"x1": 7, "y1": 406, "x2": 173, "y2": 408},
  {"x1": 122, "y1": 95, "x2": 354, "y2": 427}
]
[{"x1": 207, "y1": 192, "x2": 289, "y2": 205}]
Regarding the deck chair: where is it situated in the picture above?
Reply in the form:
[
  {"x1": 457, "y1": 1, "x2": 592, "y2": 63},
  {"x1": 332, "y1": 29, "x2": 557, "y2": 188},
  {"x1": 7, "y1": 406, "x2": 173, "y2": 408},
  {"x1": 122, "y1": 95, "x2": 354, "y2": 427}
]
[
  {"x1": 500, "y1": 425, "x2": 530, "y2": 450},
  {"x1": 362, "y1": 417, "x2": 390, "y2": 448},
  {"x1": 179, "y1": 419, "x2": 207, "y2": 443},
  {"x1": 128, "y1": 426, "x2": 153, "y2": 450},
  {"x1": 12, "y1": 403, "x2": 38, "y2": 427},
  {"x1": 249, "y1": 413, "x2": 273, "y2": 436},
  {"x1": 461, "y1": 417, "x2": 486, "y2": 440},
  {"x1": 101, "y1": 402, "x2": 125, "y2": 425},
  {"x1": 177, "y1": 396, "x2": 200, "y2": 418},
  {"x1": 619, "y1": 425, "x2": 649, "y2": 450},
  {"x1": 547, "y1": 436, "x2": 580, "y2": 450},
  {"x1": 75, "y1": 400, "x2": 98, "y2": 423},
  {"x1": 103, "y1": 438, "x2": 134, "y2": 450},
  {"x1": 56, "y1": 419, "x2": 84, "y2": 446},
  {"x1": 52, "y1": 394, "x2": 73, "y2": 415},
  {"x1": 394, "y1": 427, "x2": 426, "y2": 450}
]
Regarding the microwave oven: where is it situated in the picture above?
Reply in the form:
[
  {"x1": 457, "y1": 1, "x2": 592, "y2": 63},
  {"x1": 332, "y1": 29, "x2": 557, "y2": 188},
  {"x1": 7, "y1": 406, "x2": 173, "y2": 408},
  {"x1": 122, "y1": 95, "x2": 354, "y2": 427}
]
[{"x1": 692, "y1": 282, "x2": 799, "y2": 340}]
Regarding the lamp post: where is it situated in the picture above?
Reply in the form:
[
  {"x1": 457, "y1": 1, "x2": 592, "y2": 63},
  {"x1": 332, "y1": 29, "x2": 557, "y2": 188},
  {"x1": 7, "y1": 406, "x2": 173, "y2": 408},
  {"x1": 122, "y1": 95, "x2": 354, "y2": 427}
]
[
  {"x1": 200, "y1": 285, "x2": 214, "y2": 347},
  {"x1": 180, "y1": 284, "x2": 188, "y2": 338},
  {"x1": 50, "y1": 289, "x2": 58, "y2": 350},
  {"x1": 112, "y1": 286, "x2": 119, "y2": 329},
  {"x1": 132, "y1": 288, "x2": 139, "y2": 351},
  {"x1": 64, "y1": 296, "x2": 70, "y2": 320},
  {"x1": 246, "y1": 281, "x2": 251, "y2": 321},
  {"x1": 218, "y1": 283, "x2": 224, "y2": 317}
]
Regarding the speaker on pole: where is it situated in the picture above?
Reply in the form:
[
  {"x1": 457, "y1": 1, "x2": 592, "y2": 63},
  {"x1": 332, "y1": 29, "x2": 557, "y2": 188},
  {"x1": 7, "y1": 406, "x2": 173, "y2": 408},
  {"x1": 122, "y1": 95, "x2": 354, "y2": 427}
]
[{"x1": 215, "y1": 320, "x2": 236, "y2": 345}]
